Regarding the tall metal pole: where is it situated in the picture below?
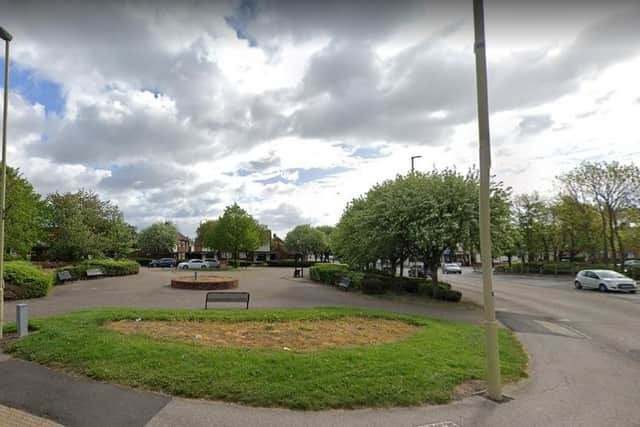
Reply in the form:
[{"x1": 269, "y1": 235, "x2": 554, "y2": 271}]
[
  {"x1": 0, "y1": 26, "x2": 12, "y2": 339},
  {"x1": 472, "y1": 0, "x2": 502, "y2": 400}
]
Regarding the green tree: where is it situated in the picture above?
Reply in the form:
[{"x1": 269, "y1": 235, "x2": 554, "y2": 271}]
[
  {"x1": 210, "y1": 203, "x2": 262, "y2": 262},
  {"x1": 137, "y1": 222, "x2": 179, "y2": 256},
  {"x1": 195, "y1": 220, "x2": 218, "y2": 249},
  {"x1": 2, "y1": 167, "x2": 46, "y2": 258},
  {"x1": 284, "y1": 225, "x2": 327, "y2": 260},
  {"x1": 550, "y1": 195, "x2": 600, "y2": 263},
  {"x1": 558, "y1": 161, "x2": 640, "y2": 265},
  {"x1": 46, "y1": 190, "x2": 132, "y2": 260},
  {"x1": 513, "y1": 193, "x2": 551, "y2": 262}
]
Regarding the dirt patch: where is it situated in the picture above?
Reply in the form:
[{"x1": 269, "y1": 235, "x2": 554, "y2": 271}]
[
  {"x1": 453, "y1": 379, "x2": 486, "y2": 399},
  {"x1": 106, "y1": 317, "x2": 420, "y2": 352}
]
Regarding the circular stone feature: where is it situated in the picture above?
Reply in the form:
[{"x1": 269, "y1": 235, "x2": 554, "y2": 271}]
[
  {"x1": 171, "y1": 276, "x2": 238, "y2": 290},
  {"x1": 106, "y1": 317, "x2": 419, "y2": 351}
]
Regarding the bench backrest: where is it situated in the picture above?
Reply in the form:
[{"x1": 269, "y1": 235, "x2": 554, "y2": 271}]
[
  {"x1": 339, "y1": 277, "x2": 351, "y2": 286},
  {"x1": 205, "y1": 292, "x2": 250, "y2": 309},
  {"x1": 57, "y1": 270, "x2": 72, "y2": 280},
  {"x1": 86, "y1": 268, "x2": 104, "y2": 276}
]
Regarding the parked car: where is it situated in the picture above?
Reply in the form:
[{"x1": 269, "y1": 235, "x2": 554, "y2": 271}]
[
  {"x1": 204, "y1": 258, "x2": 219, "y2": 268},
  {"x1": 149, "y1": 258, "x2": 177, "y2": 268},
  {"x1": 177, "y1": 259, "x2": 208, "y2": 269},
  {"x1": 442, "y1": 263, "x2": 462, "y2": 274},
  {"x1": 574, "y1": 269, "x2": 637, "y2": 293},
  {"x1": 408, "y1": 267, "x2": 429, "y2": 278},
  {"x1": 621, "y1": 259, "x2": 640, "y2": 272}
]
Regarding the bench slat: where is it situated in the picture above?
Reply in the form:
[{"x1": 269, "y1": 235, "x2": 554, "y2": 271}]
[{"x1": 205, "y1": 292, "x2": 250, "y2": 309}]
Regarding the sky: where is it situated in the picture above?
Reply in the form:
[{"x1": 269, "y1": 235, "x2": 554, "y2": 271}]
[{"x1": 1, "y1": 0, "x2": 639, "y2": 238}]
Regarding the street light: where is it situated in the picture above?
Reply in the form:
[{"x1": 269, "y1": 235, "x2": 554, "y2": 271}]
[
  {"x1": 473, "y1": 0, "x2": 502, "y2": 400},
  {"x1": 0, "y1": 25, "x2": 11, "y2": 338},
  {"x1": 410, "y1": 155, "x2": 422, "y2": 172}
]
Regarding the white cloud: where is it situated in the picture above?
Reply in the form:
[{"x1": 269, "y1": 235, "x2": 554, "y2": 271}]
[{"x1": 1, "y1": 1, "x2": 639, "y2": 237}]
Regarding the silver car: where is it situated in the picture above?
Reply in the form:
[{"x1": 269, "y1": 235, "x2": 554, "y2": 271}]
[
  {"x1": 442, "y1": 263, "x2": 462, "y2": 274},
  {"x1": 177, "y1": 259, "x2": 208, "y2": 269},
  {"x1": 574, "y1": 269, "x2": 637, "y2": 293}
]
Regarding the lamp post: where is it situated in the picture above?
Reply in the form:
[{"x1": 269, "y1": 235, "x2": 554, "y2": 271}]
[
  {"x1": 0, "y1": 26, "x2": 12, "y2": 338},
  {"x1": 473, "y1": 0, "x2": 502, "y2": 400},
  {"x1": 410, "y1": 155, "x2": 422, "y2": 172}
]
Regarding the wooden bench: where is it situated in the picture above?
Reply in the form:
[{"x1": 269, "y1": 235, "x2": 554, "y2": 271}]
[
  {"x1": 337, "y1": 277, "x2": 351, "y2": 291},
  {"x1": 205, "y1": 292, "x2": 250, "y2": 310},
  {"x1": 86, "y1": 268, "x2": 105, "y2": 279},
  {"x1": 57, "y1": 270, "x2": 73, "y2": 283}
]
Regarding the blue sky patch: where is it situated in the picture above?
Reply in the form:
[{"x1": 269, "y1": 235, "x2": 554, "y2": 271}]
[
  {"x1": 4, "y1": 63, "x2": 65, "y2": 116},
  {"x1": 225, "y1": 0, "x2": 257, "y2": 47},
  {"x1": 351, "y1": 146, "x2": 388, "y2": 159},
  {"x1": 255, "y1": 174, "x2": 289, "y2": 185}
]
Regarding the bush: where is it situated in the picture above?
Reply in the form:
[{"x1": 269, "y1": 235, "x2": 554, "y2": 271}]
[
  {"x1": 266, "y1": 259, "x2": 317, "y2": 268},
  {"x1": 4, "y1": 261, "x2": 53, "y2": 300},
  {"x1": 361, "y1": 273, "x2": 390, "y2": 294},
  {"x1": 309, "y1": 263, "x2": 349, "y2": 285},
  {"x1": 55, "y1": 259, "x2": 139, "y2": 283}
]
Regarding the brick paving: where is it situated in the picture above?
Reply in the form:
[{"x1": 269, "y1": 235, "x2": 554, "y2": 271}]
[{"x1": 0, "y1": 404, "x2": 62, "y2": 427}]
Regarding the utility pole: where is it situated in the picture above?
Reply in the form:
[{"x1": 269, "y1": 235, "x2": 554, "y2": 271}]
[
  {"x1": 0, "y1": 26, "x2": 12, "y2": 338},
  {"x1": 411, "y1": 155, "x2": 422, "y2": 172},
  {"x1": 473, "y1": 0, "x2": 502, "y2": 400}
]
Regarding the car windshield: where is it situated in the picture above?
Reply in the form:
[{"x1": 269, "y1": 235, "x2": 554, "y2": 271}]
[{"x1": 597, "y1": 271, "x2": 626, "y2": 278}]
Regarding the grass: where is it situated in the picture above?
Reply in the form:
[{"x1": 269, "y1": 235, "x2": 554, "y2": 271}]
[{"x1": 7, "y1": 307, "x2": 527, "y2": 410}]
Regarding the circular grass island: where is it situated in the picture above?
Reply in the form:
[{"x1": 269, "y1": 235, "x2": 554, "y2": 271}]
[
  {"x1": 171, "y1": 275, "x2": 238, "y2": 290},
  {"x1": 6, "y1": 307, "x2": 528, "y2": 410}
]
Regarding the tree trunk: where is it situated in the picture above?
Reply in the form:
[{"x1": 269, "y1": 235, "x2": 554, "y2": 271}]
[
  {"x1": 429, "y1": 253, "x2": 440, "y2": 298},
  {"x1": 612, "y1": 211, "x2": 625, "y2": 270},
  {"x1": 606, "y1": 207, "x2": 617, "y2": 266},
  {"x1": 599, "y1": 211, "x2": 609, "y2": 263},
  {"x1": 507, "y1": 254, "x2": 512, "y2": 268}
]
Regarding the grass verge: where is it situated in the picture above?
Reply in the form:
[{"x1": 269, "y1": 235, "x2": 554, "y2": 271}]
[{"x1": 7, "y1": 307, "x2": 527, "y2": 410}]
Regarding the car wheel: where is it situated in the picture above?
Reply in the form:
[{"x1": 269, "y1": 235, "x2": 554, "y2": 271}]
[
  {"x1": 201, "y1": 265, "x2": 206, "y2": 269},
  {"x1": 599, "y1": 284, "x2": 607, "y2": 292},
  {"x1": 574, "y1": 281, "x2": 582, "y2": 289},
  {"x1": 182, "y1": 265, "x2": 188, "y2": 270},
  {"x1": 630, "y1": 290, "x2": 637, "y2": 294}
]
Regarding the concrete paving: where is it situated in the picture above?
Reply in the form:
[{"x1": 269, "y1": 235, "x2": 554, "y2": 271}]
[{"x1": 1, "y1": 267, "x2": 638, "y2": 426}]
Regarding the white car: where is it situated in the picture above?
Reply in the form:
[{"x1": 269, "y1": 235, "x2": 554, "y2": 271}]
[
  {"x1": 574, "y1": 269, "x2": 637, "y2": 293},
  {"x1": 204, "y1": 258, "x2": 219, "y2": 268},
  {"x1": 177, "y1": 259, "x2": 208, "y2": 269},
  {"x1": 442, "y1": 263, "x2": 462, "y2": 274}
]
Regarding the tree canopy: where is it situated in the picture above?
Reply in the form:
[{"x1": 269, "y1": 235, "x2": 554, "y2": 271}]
[
  {"x1": 209, "y1": 203, "x2": 262, "y2": 260},
  {"x1": 284, "y1": 225, "x2": 327, "y2": 258},
  {"x1": 2, "y1": 167, "x2": 46, "y2": 258},
  {"x1": 46, "y1": 190, "x2": 133, "y2": 261},
  {"x1": 137, "y1": 222, "x2": 179, "y2": 256}
]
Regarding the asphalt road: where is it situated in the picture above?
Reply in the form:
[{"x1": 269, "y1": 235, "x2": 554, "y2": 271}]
[{"x1": 1, "y1": 268, "x2": 639, "y2": 426}]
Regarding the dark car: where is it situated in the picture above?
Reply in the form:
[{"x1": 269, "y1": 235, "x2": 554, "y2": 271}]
[{"x1": 149, "y1": 258, "x2": 177, "y2": 268}]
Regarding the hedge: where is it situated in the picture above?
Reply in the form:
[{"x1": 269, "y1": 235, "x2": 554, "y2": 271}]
[
  {"x1": 494, "y1": 262, "x2": 614, "y2": 275},
  {"x1": 266, "y1": 259, "x2": 317, "y2": 268},
  {"x1": 55, "y1": 259, "x2": 139, "y2": 283},
  {"x1": 360, "y1": 273, "x2": 461, "y2": 302},
  {"x1": 309, "y1": 263, "x2": 349, "y2": 285},
  {"x1": 4, "y1": 261, "x2": 53, "y2": 300},
  {"x1": 130, "y1": 257, "x2": 153, "y2": 267}
]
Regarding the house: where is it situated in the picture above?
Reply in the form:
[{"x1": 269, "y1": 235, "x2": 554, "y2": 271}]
[{"x1": 174, "y1": 232, "x2": 193, "y2": 260}]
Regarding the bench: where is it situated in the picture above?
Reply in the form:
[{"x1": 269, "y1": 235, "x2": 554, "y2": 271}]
[
  {"x1": 205, "y1": 292, "x2": 250, "y2": 310},
  {"x1": 86, "y1": 268, "x2": 105, "y2": 279},
  {"x1": 337, "y1": 277, "x2": 351, "y2": 291},
  {"x1": 57, "y1": 270, "x2": 73, "y2": 283}
]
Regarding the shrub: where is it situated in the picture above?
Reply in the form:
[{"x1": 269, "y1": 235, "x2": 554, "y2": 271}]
[
  {"x1": 266, "y1": 259, "x2": 317, "y2": 268},
  {"x1": 345, "y1": 271, "x2": 365, "y2": 290},
  {"x1": 309, "y1": 263, "x2": 349, "y2": 285},
  {"x1": 4, "y1": 261, "x2": 53, "y2": 300},
  {"x1": 55, "y1": 259, "x2": 139, "y2": 283},
  {"x1": 361, "y1": 273, "x2": 390, "y2": 294}
]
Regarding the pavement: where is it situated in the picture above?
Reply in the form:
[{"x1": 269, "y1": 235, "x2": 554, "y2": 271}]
[{"x1": 0, "y1": 267, "x2": 639, "y2": 426}]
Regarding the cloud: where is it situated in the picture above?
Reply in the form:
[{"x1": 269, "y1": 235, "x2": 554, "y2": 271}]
[{"x1": 256, "y1": 203, "x2": 312, "y2": 236}]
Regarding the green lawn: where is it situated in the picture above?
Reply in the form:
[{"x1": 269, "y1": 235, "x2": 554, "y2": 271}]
[{"x1": 7, "y1": 308, "x2": 527, "y2": 410}]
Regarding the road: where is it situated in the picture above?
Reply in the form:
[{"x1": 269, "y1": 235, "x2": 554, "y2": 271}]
[
  {"x1": 2, "y1": 268, "x2": 639, "y2": 426},
  {"x1": 440, "y1": 270, "x2": 640, "y2": 426}
]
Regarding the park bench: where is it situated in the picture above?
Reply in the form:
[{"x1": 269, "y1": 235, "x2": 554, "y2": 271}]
[
  {"x1": 86, "y1": 268, "x2": 105, "y2": 279},
  {"x1": 57, "y1": 270, "x2": 73, "y2": 284},
  {"x1": 337, "y1": 276, "x2": 351, "y2": 291},
  {"x1": 205, "y1": 292, "x2": 250, "y2": 310}
]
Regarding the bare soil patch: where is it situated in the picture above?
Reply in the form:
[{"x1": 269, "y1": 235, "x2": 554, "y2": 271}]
[{"x1": 106, "y1": 317, "x2": 419, "y2": 352}]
